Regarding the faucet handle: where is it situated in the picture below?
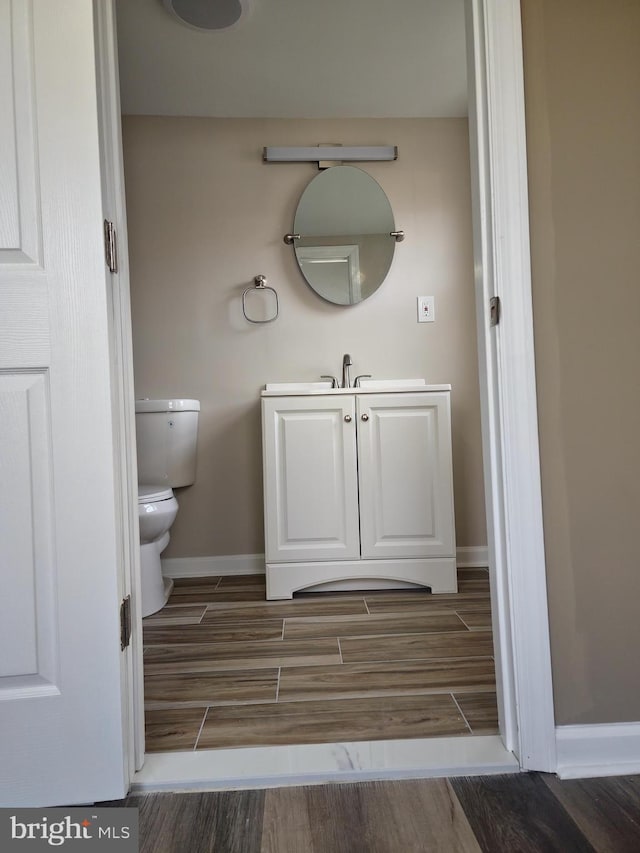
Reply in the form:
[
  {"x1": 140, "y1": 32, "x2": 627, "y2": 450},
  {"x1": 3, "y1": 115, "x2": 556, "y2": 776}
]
[
  {"x1": 354, "y1": 374, "x2": 372, "y2": 387},
  {"x1": 320, "y1": 375, "x2": 339, "y2": 388}
]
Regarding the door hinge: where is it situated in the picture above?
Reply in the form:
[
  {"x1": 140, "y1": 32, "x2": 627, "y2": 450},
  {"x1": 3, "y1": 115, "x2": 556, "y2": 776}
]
[
  {"x1": 120, "y1": 595, "x2": 131, "y2": 651},
  {"x1": 489, "y1": 295, "x2": 501, "y2": 327},
  {"x1": 104, "y1": 219, "x2": 118, "y2": 273}
]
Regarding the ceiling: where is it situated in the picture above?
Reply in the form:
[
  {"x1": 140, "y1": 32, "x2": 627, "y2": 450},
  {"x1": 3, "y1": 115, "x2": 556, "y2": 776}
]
[{"x1": 115, "y1": 0, "x2": 468, "y2": 118}]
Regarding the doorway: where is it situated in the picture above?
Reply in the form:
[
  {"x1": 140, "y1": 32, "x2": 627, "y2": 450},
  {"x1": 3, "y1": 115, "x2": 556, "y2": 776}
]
[{"x1": 97, "y1": 0, "x2": 556, "y2": 788}]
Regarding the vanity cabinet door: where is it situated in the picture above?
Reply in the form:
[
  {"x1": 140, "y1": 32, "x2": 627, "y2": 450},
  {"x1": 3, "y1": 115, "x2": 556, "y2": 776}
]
[
  {"x1": 356, "y1": 392, "x2": 456, "y2": 560},
  {"x1": 262, "y1": 396, "x2": 360, "y2": 562}
]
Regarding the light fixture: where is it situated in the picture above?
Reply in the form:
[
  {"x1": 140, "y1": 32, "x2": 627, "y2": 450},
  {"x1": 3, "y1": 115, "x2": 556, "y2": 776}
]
[
  {"x1": 162, "y1": 0, "x2": 253, "y2": 32},
  {"x1": 263, "y1": 146, "x2": 398, "y2": 163}
]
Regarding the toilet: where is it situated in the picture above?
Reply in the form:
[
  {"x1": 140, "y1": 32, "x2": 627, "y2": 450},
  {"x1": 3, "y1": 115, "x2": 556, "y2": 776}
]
[{"x1": 135, "y1": 398, "x2": 200, "y2": 617}]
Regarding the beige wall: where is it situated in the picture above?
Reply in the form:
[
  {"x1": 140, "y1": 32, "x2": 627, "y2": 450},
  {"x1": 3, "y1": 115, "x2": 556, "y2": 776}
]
[
  {"x1": 522, "y1": 0, "x2": 640, "y2": 724},
  {"x1": 122, "y1": 117, "x2": 486, "y2": 559}
]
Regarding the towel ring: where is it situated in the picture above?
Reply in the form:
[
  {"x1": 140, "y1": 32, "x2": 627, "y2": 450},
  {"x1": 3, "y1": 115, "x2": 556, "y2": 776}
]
[{"x1": 242, "y1": 275, "x2": 279, "y2": 324}]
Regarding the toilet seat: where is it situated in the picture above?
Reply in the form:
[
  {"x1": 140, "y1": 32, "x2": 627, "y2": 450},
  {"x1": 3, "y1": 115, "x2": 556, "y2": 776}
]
[{"x1": 138, "y1": 484, "x2": 173, "y2": 503}]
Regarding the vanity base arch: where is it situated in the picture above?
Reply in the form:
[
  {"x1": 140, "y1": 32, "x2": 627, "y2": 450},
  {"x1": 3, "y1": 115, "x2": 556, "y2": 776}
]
[
  {"x1": 261, "y1": 385, "x2": 458, "y2": 601},
  {"x1": 265, "y1": 557, "x2": 457, "y2": 600}
]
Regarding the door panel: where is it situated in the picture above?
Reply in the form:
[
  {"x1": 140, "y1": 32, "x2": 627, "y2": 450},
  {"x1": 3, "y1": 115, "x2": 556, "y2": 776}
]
[
  {"x1": 0, "y1": 371, "x2": 56, "y2": 684},
  {"x1": 0, "y1": 0, "x2": 127, "y2": 806},
  {"x1": 262, "y1": 396, "x2": 360, "y2": 562},
  {"x1": 357, "y1": 393, "x2": 456, "y2": 559},
  {"x1": 0, "y1": 0, "x2": 40, "y2": 265}
]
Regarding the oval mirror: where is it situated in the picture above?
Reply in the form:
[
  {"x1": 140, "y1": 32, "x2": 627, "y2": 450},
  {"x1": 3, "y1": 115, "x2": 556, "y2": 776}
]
[{"x1": 292, "y1": 165, "x2": 396, "y2": 305}]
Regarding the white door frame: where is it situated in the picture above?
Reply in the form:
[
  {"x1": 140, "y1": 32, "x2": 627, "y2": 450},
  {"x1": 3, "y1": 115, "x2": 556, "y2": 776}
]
[
  {"x1": 93, "y1": 0, "x2": 146, "y2": 773},
  {"x1": 97, "y1": 0, "x2": 556, "y2": 787},
  {"x1": 466, "y1": 0, "x2": 556, "y2": 771}
]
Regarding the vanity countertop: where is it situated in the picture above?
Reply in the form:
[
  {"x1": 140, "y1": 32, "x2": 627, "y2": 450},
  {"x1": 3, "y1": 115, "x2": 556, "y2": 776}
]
[{"x1": 262, "y1": 379, "x2": 451, "y2": 397}]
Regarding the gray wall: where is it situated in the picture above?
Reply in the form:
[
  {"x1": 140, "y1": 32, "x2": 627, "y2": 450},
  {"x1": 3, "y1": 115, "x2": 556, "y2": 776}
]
[
  {"x1": 122, "y1": 117, "x2": 487, "y2": 559},
  {"x1": 522, "y1": 0, "x2": 640, "y2": 724}
]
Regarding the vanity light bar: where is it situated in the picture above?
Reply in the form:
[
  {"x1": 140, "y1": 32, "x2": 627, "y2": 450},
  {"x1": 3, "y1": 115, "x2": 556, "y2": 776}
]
[{"x1": 263, "y1": 146, "x2": 398, "y2": 163}]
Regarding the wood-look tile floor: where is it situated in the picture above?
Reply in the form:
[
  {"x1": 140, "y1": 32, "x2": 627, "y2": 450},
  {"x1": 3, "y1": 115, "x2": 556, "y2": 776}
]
[
  {"x1": 143, "y1": 567, "x2": 497, "y2": 752},
  {"x1": 102, "y1": 772, "x2": 640, "y2": 853}
]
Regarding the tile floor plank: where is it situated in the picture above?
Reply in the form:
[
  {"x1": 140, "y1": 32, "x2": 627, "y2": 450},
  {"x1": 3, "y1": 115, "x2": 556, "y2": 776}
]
[
  {"x1": 144, "y1": 708, "x2": 206, "y2": 753},
  {"x1": 283, "y1": 611, "x2": 468, "y2": 640},
  {"x1": 143, "y1": 620, "x2": 284, "y2": 645},
  {"x1": 340, "y1": 630, "x2": 494, "y2": 663},
  {"x1": 457, "y1": 579, "x2": 490, "y2": 592},
  {"x1": 453, "y1": 691, "x2": 499, "y2": 733},
  {"x1": 143, "y1": 638, "x2": 341, "y2": 675},
  {"x1": 365, "y1": 596, "x2": 491, "y2": 615},
  {"x1": 203, "y1": 598, "x2": 368, "y2": 623},
  {"x1": 144, "y1": 667, "x2": 279, "y2": 708},
  {"x1": 364, "y1": 590, "x2": 489, "y2": 608},
  {"x1": 170, "y1": 583, "x2": 222, "y2": 598},
  {"x1": 217, "y1": 575, "x2": 267, "y2": 589},
  {"x1": 218, "y1": 573, "x2": 267, "y2": 584},
  {"x1": 278, "y1": 657, "x2": 497, "y2": 702},
  {"x1": 261, "y1": 780, "x2": 481, "y2": 853},
  {"x1": 202, "y1": 692, "x2": 466, "y2": 720},
  {"x1": 456, "y1": 609, "x2": 492, "y2": 630},
  {"x1": 450, "y1": 773, "x2": 596, "y2": 853},
  {"x1": 142, "y1": 604, "x2": 207, "y2": 626},
  {"x1": 171, "y1": 589, "x2": 270, "y2": 604},
  {"x1": 198, "y1": 693, "x2": 469, "y2": 749},
  {"x1": 172, "y1": 577, "x2": 221, "y2": 588},
  {"x1": 456, "y1": 568, "x2": 490, "y2": 579},
  {"x1": 542, "y1": 773, "x2": 640, "y2": 853}
]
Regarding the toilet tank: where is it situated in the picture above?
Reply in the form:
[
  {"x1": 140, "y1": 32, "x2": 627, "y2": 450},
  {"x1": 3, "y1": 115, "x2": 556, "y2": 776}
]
[{"x1": 135, "y1": 399, "x2": 200, "y2": 487}]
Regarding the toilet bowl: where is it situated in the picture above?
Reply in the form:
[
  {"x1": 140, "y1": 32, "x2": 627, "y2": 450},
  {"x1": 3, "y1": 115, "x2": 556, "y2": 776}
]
[
  {"x1": 135, "y1": 398, "x2": 200, "y2": 618},
  {"x1": 138, "y1": 484, "x2": 179, "y2": 617}
]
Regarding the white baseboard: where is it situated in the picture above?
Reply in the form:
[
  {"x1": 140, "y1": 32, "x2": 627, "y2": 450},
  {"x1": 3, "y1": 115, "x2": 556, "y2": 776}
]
[
  {"x1": 162, "y1": 546, "x2": 488, "y2": 579},
  {"x1": 556, "y1": 722, "x2": 640, "y2": 778},
  {"x1": 455, "y1": 546, "x2": 488, "y2": 568},
  {"x1": 161, "y1": 554, "x2": 265, "y2": 578}
]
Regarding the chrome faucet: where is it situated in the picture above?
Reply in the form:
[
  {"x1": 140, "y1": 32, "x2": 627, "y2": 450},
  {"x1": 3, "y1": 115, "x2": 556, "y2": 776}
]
[
  {"x1": 354, "y1": 374, "x2": 372, "y2": 387},
  {"x1": 320, "y1": 375, "x2": 338, "y2": 388},
  {"x1": 341, "y1": 353, "x2": 353, "y2": 389}
]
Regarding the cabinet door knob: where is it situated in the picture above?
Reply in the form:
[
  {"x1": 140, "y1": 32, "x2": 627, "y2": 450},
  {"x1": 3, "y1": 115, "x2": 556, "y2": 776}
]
[
  {"x1": 361, "y1": 413, "x2": 369, "y2": 421},
  {"x1": 344, "y1": 414, "x2": 352, "y2": 423}
]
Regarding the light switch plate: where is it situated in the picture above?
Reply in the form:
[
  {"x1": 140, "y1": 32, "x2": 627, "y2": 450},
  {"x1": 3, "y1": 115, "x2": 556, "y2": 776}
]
[{"x1": 417, "y1": 295, "x2": 435, "y2": 323}]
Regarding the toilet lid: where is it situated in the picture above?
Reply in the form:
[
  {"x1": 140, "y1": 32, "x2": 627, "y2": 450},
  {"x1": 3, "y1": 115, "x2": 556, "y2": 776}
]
[{"x1": 138, "y1": 484, "x2": 174, "y2": 503}]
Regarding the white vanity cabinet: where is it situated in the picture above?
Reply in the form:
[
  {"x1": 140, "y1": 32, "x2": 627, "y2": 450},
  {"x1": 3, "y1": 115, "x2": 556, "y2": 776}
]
[{"x1": 261, "y1": 387, "x2": 457, "y2": 599}]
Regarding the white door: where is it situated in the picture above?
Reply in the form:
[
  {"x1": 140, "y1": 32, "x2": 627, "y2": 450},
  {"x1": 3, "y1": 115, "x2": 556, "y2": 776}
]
[
  {"x1": 0, "y1": 0, "x2": 128, "y2": 806},
  {"x1": 262, "y1": 396, "x2": 360, "y2": 562},
  {"x1": 357, "y1": 393, "x2": 456, "y2": 560}
]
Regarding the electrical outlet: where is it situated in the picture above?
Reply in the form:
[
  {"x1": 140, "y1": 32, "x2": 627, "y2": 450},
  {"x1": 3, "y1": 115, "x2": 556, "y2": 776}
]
[{"x1": 417, "y1": 295, "x2": 435, "y2": 323}]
